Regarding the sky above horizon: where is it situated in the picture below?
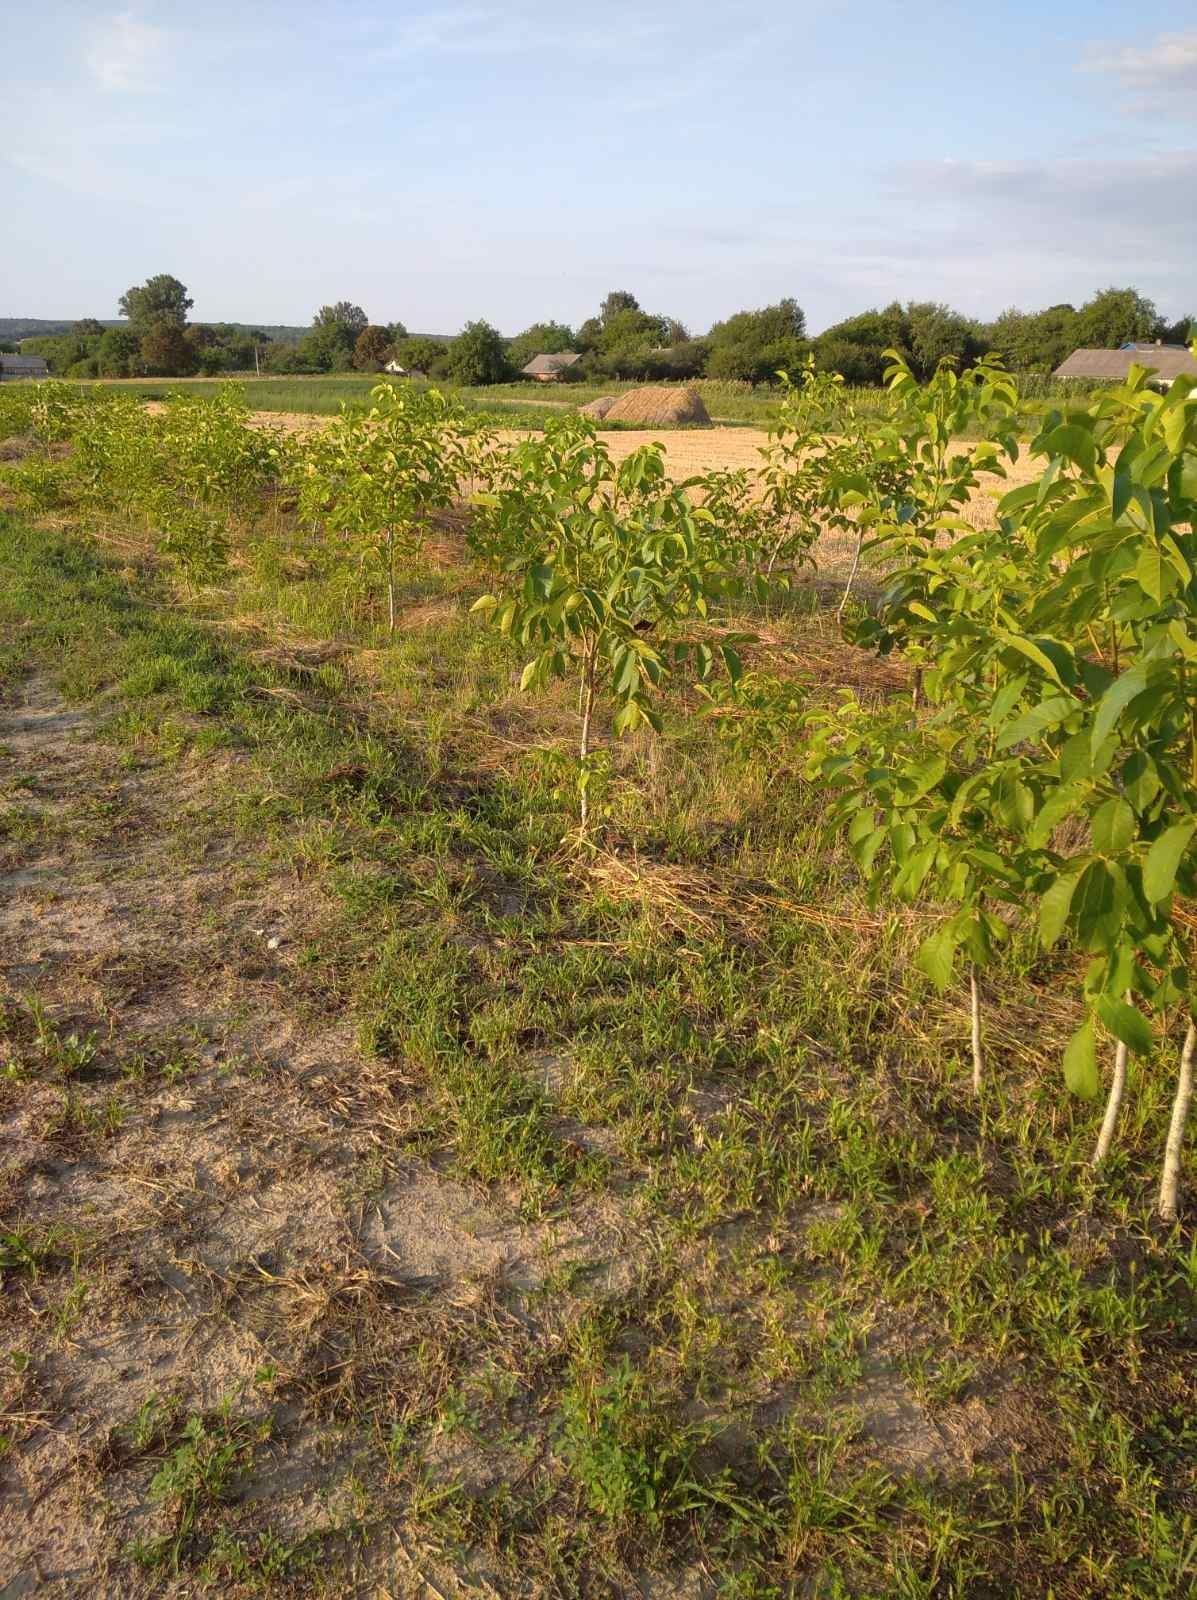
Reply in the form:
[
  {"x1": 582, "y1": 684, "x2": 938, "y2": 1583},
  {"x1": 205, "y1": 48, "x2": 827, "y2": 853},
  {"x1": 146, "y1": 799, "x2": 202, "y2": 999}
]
[{"x1": 3, "y1": 2, "x2": 1195, "y2": 336}]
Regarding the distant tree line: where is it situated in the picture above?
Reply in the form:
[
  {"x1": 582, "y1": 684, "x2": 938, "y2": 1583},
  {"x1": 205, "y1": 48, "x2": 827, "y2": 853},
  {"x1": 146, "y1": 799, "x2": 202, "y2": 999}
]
[{"x1": 17, "y1": 276, "x2": 1196, "y2": 387}]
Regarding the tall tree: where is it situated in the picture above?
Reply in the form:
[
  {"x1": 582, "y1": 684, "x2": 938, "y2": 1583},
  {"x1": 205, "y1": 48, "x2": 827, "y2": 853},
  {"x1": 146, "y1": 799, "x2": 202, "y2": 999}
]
[
  {"x1": 140, "y1": 323, "x2": 197, "y2": 377},
  {"x1": 298, "y1": 303, "x2": 367, "y2": 371},
  {"x1": 706, "y1": 299, "x2": 807, "y2": 384},
  {"x1": 1071, "y1": 286, "x2": 1160, "y2": 349},
  {"x1": 353, "y1": 325, "x2": 393, "y2": 371},
  {"x1": 394, "y1": 335, "x2": 448, "y2": 375},
  {"x1": 447, "y1": 320, "x2": 511, "y2": 385},
  {"x1": 118, "y1": 274, "x2": 193, "y2": 332},
  {"x1": 904, "y1": 302, "x2": 982, "y2": 380},
  {"x1": 97, "y1": 327, "x2": 142, "y2": 377},
  {"x1": 314, "y1": 302, "x2": 368, "y2": 332},
  {"x1": 600, "y1": 290, "x2": 640, "y2": 325}
]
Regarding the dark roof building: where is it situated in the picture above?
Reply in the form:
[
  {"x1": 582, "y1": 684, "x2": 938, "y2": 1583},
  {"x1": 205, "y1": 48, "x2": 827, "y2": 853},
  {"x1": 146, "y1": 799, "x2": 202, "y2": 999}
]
[
  {"x1": 520, "y1": 351, "x2": 581, "y2": 380},
  {"x1": 0, "y1": 353, "x2": 50, "y2": 381},
  {"x1": 1053, "y1": 345, "x2": 1197, "y2": 386}
]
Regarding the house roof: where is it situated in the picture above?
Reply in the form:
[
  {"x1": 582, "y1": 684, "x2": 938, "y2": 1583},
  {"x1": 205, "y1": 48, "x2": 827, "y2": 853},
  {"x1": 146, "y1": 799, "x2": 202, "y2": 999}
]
[
  {"x1": 0, "y1": 354, "x2": 49, "y2": 372},
  {"x1": 520, "y1": 351, "x2": 581, "y2": 376},
  {"x1": 1054, "y1": 346, "x2": 1197, "y2": 382}
]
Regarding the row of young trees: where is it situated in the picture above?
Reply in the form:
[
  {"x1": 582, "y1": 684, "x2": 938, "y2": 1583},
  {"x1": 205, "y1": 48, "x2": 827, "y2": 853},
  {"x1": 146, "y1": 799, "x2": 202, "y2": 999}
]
[
  {"x1": 4, "y1": 348, "x2": 1195, "y2": 1219},
  {"x1": 18, "y1": 276, "x2": 1195, "y2": 387}
]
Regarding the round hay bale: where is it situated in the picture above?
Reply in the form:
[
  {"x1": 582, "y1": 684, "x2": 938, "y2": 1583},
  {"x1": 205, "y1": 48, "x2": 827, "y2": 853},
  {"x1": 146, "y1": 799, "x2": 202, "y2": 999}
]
[
  {"x1": 580, "y1": 395, "x2": 616, "y2": 418},
  {"x1": 601, "y1": 386, "x2": 711, "y2": 427}
]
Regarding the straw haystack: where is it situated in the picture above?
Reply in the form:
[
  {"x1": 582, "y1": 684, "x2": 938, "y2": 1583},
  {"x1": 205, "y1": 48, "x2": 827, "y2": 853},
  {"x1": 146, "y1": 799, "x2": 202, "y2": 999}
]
[
  {"x1": 602, "y1": 386, "x2": 711, "y2": 426},
  {"x1": 580, "y1": 396, "x2": 616, "y2": 418}
]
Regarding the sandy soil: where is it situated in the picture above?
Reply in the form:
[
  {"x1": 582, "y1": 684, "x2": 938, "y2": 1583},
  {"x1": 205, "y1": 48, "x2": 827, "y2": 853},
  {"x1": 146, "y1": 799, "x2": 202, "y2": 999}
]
[{"x1": 0, "y1": 674, "x2": 630, "y2": 1594}]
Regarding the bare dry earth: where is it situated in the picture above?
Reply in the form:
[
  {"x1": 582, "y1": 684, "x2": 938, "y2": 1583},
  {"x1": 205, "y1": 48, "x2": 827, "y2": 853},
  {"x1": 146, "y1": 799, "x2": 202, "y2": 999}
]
[{"x1": 0, "y1": 675, "x2": 633, "y2": 1594}]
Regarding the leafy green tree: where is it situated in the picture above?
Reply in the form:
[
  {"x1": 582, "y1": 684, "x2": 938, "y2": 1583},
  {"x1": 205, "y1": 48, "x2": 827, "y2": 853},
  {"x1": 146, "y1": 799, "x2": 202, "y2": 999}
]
[
  {"x1": 983, "y1": 304, "x2": 1077, "y2": 373},
  {"x1": 813, "y1": 337, "x2": 889, "y2": 386},
  {"x1": 296, "y1": 303, "x2": 370, "y2": 371},
  {"x1": 813, "y1": 305, "x2": 909, "y2": 385},
  {"x1": 118, "y1": 274, "x2": 193, "y2": 332},
  {"x1": 987, "y1": 368, "x2": 1197, "y2": 1215},
  {"x1": 507, "y1": 321, "x2": 575, "y2": 372},
  {"x1": 353, "y1": 325, "x2": 393, "y2": 371},
  {"x1": 1159, "y1": 314, "x2": 1196, "y2": 346},
  {"x1": 395, "y1": 336, "x2": 447, "y2": 375},
  {"x1": 1071, "y1": 286, "x2": 1160, "y2": 349},
  {"x1": 590, "y1": 308, "x2": 669, "y2": 380},
  {"x1": 601, "y1": 290, "x2": 640, "y2": 325},
  {"x1": 314, "y1": 302, "x2": 367, "y2": 333},
  {"x1": 74, "y1": 318, "x2": 104, "y2": 337},
  {"x1": 293, "y1": 385, "x2": 470, "y2": 632},
  {"x1": 97, "y1": 327, "x2": 143, "y2": 377},
  {"x1": 706, "y1": 300, "x2": 808, "y2": 385},
  {"x1": 903, "y1": 302, "x2": 982, "y2": 381},
  {"x1": 140, "y1": 322, "x2": 197, "y2": 378},
  {"x1": 469, "y1": 416, "x2": 745, "y2": 831},
  {"x1": 646, "y1": 339, "x2": 709, "y2": 381},
  {"x1": 447, "y1": 320, "x2": 511, "y2": 386},
  {"x1": 386, "y1": 320, "x2": 409, "y2": 346}
]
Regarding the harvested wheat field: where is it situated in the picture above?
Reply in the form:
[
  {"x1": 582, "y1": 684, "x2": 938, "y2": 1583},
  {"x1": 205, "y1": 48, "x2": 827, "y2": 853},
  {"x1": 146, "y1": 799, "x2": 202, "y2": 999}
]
[{"x1": 225, "y1": 407, "x2": 1043, "y2": 569}]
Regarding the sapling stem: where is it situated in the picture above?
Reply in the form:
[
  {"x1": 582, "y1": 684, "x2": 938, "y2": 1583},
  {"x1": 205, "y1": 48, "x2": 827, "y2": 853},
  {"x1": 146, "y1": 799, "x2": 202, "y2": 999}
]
[
  {"x1": 837, "y1": 529, "x2": 865, "y2": 623},
  {"x1": 578, "y1": 646, "x2": 597, "y2": 833},
  {"x1": 969, "y1": 966, "x2": 983, "y2": 1094},
  {"x1": 1092, "y1": 1011, "x2": 1130, "y2": 1167},
  {"x1": 1158, "y1": 1021, "x2": 1196, "y2": 1223}
]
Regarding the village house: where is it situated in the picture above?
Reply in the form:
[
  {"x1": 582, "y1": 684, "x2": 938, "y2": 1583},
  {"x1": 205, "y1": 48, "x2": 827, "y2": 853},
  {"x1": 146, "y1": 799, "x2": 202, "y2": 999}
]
[
  {"x1": 0, "y1": 353, "x2": 49, "y2": 381},
  {"x1": 1053, "y1": 343, "x2": 1197, "y2": 389},
  {"x1": 520, "y1": 352, "x2": 581, "y2": 382}
]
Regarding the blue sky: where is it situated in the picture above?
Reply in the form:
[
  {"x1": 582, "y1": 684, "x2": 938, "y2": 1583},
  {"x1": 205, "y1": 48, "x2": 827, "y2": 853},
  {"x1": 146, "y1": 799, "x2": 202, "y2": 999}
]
[{"x1": 3, "y1": 2, "x2": 1194, "y2": 333}]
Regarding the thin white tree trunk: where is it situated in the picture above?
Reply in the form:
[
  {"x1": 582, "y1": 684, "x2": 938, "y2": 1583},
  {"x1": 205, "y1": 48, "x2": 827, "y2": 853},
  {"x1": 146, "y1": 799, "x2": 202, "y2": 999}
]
[
  {"x1": 837, "y1": 529, "x2": 865, "y2": 622},
  {"x1": 1158, "y1": 1021, "x2": 1196, "y2": 1223},
  {"x1": 1092, "y1": 1033, "x2": 1129, "y2": 1167},
  {"x1": 969, "y1": 967, "x2": 983, "y2": 1094},
  {"x1": 578, "y1": 650, "x2": 596, "y2": 834}
]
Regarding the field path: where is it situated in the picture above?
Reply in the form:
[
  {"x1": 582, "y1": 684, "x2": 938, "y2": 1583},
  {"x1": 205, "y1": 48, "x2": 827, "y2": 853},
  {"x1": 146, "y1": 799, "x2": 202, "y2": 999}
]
[{"x1": 0, "y1": 667, "x2": 623, "y2": 1594}]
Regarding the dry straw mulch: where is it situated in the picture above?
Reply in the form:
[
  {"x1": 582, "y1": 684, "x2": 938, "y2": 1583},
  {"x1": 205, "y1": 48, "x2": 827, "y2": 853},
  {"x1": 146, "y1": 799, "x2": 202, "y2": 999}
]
[{"x1": 603, "y1": 385, "x2": 712, "y2": 427}]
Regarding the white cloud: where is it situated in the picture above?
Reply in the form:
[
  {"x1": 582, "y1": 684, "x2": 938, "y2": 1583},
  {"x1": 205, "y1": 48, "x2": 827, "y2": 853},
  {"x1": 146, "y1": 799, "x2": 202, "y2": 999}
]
[
  {"x1": 1083, "y1": 27, "x2": 1197, "y2": 114},
  {"x1": 86, "y1": 10, "x2": 169, "y2": 93}
]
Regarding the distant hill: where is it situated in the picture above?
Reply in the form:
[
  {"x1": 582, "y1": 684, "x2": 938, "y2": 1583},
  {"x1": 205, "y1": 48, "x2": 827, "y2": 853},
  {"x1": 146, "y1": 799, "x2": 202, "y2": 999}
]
[
  {"x1": 2, "y1": 318, "x2": 454, "y2": 347},
  {"x1": 1, "y1": 318, "x2": 310, "y2": 345}
]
